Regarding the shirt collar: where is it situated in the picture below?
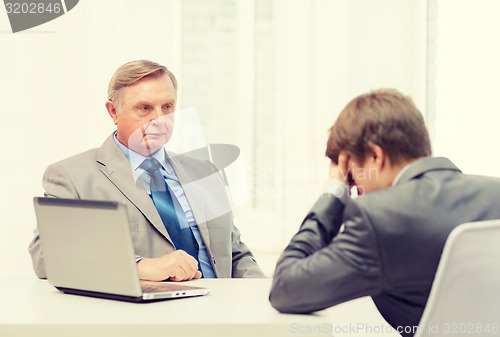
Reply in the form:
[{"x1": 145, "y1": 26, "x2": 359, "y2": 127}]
[
  {"x1": 113, "y1": 132, "x2": 172, "y2": 174},
  {"x1": 392, "y1": 162, "x2": 413, "y2": 186}
]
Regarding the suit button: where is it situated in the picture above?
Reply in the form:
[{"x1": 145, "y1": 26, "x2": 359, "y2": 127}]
[{"x1": 194, "y1": 242, "x2": 199, "y2": 250}]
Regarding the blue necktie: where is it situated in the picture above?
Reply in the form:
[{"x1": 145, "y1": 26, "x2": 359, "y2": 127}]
[{"x1": 141, "y1": 158, "x2": 201, "y2": 272}]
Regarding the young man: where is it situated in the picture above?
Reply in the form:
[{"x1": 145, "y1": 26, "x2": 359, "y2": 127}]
[
  {"x1": 269, "y1": 89, "x2": 500, "y2": 336},
  {"x1": 29, "y1": 60, "x2": 264, "y2": 281}
]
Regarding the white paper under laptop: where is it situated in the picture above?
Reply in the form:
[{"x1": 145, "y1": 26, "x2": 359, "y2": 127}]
[{"x1": 33, "y1": 197, "x2": 209, "y2": 302}]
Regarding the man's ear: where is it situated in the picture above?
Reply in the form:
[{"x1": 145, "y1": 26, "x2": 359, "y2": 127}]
[
  {"x1": 367, "y1": 143, "x2": 386, "y2": 169},
  {"x1": 105, "y1": 101, "x2": 119, "y2": 125}
]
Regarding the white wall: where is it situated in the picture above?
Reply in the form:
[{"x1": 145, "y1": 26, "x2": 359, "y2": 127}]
[{"x1": 433, "y1": 0, "x2": 500, "y2": 177}]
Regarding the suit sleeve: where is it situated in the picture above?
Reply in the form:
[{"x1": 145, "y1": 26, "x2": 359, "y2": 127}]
[
  {"x1": 230, "y1": 224, "x2": 266, "y2": 278},
  {"x1": 269, "y1": 194, "x2": 383, "y2": 313},
  {"x1": 28, "y1": 163, "x2": 79, "y2": 279},
  {"x1": 29, "y1": 162, "x2": 145, "y2": 279}
]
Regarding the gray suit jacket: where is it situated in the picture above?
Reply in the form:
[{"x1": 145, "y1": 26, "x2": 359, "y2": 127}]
[
  {"x1": 269, "y1": 157, "x2": 500, "y2": 337},
  {"x1": 29, "y1": 134, "x2": 264, "y2": 279}
]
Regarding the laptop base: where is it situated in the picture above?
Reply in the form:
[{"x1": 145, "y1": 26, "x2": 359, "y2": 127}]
[{"x1": 56, "y1": 287, "x2": 157, "y2": 303}]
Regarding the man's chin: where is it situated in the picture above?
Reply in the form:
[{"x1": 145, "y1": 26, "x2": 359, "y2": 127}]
[{"x1": 131, "y1": 141, "x2": 167, "y2": 157}]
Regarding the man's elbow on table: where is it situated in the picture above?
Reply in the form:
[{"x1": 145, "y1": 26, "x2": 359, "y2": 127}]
[{"x1": 269, "y1": 278, "x2": 314, "y2": 314}]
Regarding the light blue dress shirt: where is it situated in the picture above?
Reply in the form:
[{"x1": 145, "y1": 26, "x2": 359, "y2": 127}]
[{"x1": 113, "y1": 134, "x2": 216, "y2": 278}]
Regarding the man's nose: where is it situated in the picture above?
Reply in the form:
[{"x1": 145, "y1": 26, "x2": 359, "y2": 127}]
[{"x1": 150, "y1": 106, "x2": 163, "y2": 121}]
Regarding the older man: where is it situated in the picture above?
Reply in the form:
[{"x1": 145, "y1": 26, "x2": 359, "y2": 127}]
[{"x1": 29, "y1": 60, "x2": 264, "y2": 281}]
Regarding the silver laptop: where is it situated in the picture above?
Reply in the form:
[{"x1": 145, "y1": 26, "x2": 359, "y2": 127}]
[{"x1": 33, "y1": 197, "x2": 210, "y2": 302}]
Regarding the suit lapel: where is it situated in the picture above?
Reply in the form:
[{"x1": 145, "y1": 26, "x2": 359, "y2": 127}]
[
  {"x1": 168, "y1": 152, "x2": 211, "y2": 250},
  {"x1": 96, "y1": 134, "x2": 173, "y2": 244}
]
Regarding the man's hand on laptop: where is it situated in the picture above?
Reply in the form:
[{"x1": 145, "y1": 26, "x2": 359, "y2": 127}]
[{"x1": 137, "y1": 250, "x2": 202, "y2": 282}]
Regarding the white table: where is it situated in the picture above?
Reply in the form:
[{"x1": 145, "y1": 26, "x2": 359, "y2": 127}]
[{"x1": 0, "y1": 277, "x2": 400, "y2": 337}]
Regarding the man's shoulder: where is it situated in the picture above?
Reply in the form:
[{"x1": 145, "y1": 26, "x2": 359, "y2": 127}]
[
  {"x1": 48, "y1": 134, "x2": 117, "y2": 170},
  {"x1": 463, "y1": 172, "x2": 500, "y2": 185},
  {"x1": 346, "y1": 167, "x2": 500, "y2": 225},
  {"x1": 49, "y1": 147, "x2": 100, "y2": 169}
]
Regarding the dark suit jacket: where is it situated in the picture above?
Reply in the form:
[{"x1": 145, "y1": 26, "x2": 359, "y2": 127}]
[
  {"x1": 29, "y1": 133, "x2": 264, "y2": 279},
  {"x1": 269, "y1": 157, "x2": 500, "y2": 337}
]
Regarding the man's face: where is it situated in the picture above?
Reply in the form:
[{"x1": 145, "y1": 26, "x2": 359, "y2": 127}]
[{"x1": 109, "y1": 74, "x2": 176, "y2": 156}]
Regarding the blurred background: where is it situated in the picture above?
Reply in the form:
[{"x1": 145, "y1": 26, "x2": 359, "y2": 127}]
[{"x1": 1, "y1": 0, "x2": 499, "y2": 278}]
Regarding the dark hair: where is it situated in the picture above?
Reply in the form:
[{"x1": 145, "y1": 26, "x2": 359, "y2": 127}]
[{"x1": 325, "y1": 88, "x2": 432, "y2": 165}]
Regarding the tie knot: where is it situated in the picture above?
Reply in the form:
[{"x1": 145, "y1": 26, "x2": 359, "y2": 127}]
[{"x1": 141, "y1": 157, "x2": 162, "y2": 174}]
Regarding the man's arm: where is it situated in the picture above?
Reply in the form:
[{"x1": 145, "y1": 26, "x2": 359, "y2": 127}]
[
  {"x1": 269, "y1": 195, "x2": 383, "y2": 313},
  {"x1": 29, "y1": 163, "x2": 78, "y2": 279},
  {"x1": 231, "y1": 224, "x2": 266, "y2": 278},
  {"x1": 269, "y1": 153, "x2": 382, "y2": 313}
]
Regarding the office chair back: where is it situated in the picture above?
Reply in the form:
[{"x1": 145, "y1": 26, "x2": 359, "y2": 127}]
[{"x1": 414, "y1": 219, "x2": 500, "y2": 337}]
